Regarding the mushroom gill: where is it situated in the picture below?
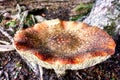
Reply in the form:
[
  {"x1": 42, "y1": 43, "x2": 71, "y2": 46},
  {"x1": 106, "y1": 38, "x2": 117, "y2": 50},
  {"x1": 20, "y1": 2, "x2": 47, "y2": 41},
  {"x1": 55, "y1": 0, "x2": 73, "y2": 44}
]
[{"x1": 13, "y1": 19, "x2": 116, "y2": 76}]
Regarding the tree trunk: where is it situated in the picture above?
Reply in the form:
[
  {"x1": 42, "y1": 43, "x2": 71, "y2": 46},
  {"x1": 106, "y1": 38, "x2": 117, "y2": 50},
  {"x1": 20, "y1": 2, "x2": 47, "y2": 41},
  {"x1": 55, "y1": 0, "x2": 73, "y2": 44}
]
[{"x1": 83, "y1": 0, "x2": 120, "y2": 35}]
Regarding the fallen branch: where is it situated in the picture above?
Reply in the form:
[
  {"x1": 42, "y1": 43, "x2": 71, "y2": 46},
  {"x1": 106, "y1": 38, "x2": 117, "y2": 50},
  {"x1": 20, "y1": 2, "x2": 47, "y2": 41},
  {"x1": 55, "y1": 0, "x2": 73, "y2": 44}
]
[
  {"x1": 0, "y1": 27, "x2": 13, "y2": 42},
  {"x1": 0, "y1": 45, "x2": 15, "y2": 52},
  {"x1": 0, "y1": 40, "x2": 10, "y2": 45},
  {"x1": 0, "y1": 26, "x2": 15, "y2": 52}
]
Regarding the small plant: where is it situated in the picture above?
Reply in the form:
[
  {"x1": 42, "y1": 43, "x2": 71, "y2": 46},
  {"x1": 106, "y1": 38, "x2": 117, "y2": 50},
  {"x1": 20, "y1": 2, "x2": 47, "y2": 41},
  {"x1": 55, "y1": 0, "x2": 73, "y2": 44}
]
[
  {"x1": 6, "y1": 20, "x2": 17, "y2": 27},
  {"x1": 24, "y1": 14, "x2": 37, "y2": 27}
]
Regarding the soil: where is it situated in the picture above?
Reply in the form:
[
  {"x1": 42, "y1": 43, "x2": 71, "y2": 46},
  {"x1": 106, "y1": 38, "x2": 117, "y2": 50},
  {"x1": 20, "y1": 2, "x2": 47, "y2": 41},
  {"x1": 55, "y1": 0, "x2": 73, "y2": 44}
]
[{"x1": 0, "y1": 0, "x2": 120, "y2": 80}]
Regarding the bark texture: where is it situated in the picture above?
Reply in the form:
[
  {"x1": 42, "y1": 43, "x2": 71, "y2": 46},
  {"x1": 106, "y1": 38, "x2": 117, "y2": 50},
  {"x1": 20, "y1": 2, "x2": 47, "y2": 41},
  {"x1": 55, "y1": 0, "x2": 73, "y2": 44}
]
[{"x1": 83, "y1": 0, "x2": 120, "y2": 35}]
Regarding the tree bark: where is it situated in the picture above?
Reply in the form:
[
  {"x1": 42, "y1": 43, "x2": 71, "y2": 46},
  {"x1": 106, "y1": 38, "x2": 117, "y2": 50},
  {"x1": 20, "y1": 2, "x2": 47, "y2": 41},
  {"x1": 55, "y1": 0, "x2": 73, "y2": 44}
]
[{"x1": 83, "y1": 0, "x2": 120, "y2": 35}]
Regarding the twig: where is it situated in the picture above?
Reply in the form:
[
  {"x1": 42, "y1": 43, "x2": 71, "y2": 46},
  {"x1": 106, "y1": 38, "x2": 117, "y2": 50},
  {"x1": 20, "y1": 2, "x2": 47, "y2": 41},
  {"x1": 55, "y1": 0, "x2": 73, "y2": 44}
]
[
  {"x1": 31, "y1": 15, "x2": 36, "y2": 24},
  {"x1": 75, "y1": 71, "x2": 83, "y2": 79},
  {"x1": 0, "y1": 40, "x2": 10, "y2": 45},
  {"x1": 19, "y1": 11, "x2": 28, "y2": 29},
  {"x1": 32, "y1": 64, "x2": 43, "y2": 80},
  {"x1": 0, "y1": 70, "x2": 3, "y2": 77},
  {"x1": 0, "y1": 27, "x2": 13, "y2": 42},
  {"x1": 16, "y1": 4, "x2": 22, "y2": 14},
  {"x1": 4, "y1": 72, "x2": 9, "y2": 80},
  {"x1": 38, "y1": 65, "x2": 43, "y2": 80},
  {"x1": 0, "y1": 45, "x2": 15, "y2": 52},
  {"x1": 24, "y1": 61, "x2": 43, "y2": 80}
]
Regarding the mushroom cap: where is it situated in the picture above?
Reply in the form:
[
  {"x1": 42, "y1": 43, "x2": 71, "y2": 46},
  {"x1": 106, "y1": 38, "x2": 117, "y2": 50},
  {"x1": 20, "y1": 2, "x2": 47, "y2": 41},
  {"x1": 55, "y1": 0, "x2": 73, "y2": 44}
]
[{"x1": 13, "y1": 19, "x2": 116, "y2": 70}]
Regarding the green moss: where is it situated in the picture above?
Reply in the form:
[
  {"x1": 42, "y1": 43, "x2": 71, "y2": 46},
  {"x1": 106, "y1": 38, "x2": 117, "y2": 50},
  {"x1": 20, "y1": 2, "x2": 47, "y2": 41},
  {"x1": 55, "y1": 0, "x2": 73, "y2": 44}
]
[
  {"x1": 71, "y1": 3, "x2": 93, "y2": 21},
  {"x1": 73, "y1": 3, "x2": 93, "y2": 12},
  {"x1": 104, "y1": 22, "x2": 116, "y2": 36},
  {"x1": 70, "y1": 15, "x2": 83, "y2": 21}
]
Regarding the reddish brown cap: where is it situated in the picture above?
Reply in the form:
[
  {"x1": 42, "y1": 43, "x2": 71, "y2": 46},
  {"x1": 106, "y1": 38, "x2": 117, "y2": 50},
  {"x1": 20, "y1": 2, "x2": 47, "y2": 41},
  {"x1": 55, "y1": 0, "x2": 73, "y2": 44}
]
[{"x1": 13, "y1": 19, "x2": 116, "y2": 66}]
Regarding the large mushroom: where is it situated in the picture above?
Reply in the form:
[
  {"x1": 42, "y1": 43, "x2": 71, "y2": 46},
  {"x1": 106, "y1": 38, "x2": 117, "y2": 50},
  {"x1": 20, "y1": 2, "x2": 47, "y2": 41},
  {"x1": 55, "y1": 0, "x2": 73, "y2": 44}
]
[{"x1": 13, "y1": 19, "x2": 116, "y2": 77}]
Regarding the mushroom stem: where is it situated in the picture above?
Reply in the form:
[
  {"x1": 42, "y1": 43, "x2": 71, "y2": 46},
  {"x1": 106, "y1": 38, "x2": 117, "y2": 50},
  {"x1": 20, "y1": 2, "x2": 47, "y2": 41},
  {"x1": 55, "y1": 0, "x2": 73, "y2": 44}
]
[{"x1": 54, "y1": 69, "x2": 65, "y2": 77}]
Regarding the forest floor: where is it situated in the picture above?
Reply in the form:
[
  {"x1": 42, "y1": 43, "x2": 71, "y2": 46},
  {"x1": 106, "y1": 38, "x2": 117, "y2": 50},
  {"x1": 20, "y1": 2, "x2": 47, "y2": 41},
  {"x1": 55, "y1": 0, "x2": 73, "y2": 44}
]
[{"x1": 0, "y1": 0, "x2": 120, "y2": 80}]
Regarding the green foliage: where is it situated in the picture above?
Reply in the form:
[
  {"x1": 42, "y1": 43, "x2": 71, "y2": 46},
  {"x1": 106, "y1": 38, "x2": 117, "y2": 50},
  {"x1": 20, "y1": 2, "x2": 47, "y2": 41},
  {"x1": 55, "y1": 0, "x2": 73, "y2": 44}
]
[
  {"x1": 6, "y1": 20, "x2": 16, "y2": 27},
  {"x1": 104, "y1": 22, "x2": 116, "y2": 36},
  {"x1": 24, "y1": 14, "x2": 37, "y2": 27}
]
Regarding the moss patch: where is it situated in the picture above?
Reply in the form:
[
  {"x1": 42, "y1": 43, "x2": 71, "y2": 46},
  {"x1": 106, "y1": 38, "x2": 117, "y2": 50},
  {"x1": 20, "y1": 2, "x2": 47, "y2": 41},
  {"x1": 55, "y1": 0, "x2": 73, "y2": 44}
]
[
  {"x1": 71, "y1": 3, "x2": 93, "y2": 21},
  {"x1": 104, "y1": 22, "x2": 116, "y2": 36}
]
